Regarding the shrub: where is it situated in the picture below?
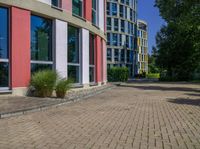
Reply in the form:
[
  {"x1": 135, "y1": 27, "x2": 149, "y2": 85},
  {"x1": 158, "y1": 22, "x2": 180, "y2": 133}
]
[
  {"x1": 146, "y1": 73, "x2": 160, "y2": 79},
  {"x1": 55, "y1": 79, "x2": 72, "y2": 98},
  {"x1": 30, "y1": 70, "x2": 57, "y2": 97},
  {"x1": 108, "y1": 67, "x2": 129, "y2": 82}
]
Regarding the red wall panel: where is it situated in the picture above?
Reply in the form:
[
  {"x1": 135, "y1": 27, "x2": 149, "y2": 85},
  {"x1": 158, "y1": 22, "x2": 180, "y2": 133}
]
[
  {"x1": 11, "y1": 7, "x2": 31, "y2": 88},
  {"x1": 62, "y1": 0, "x2": 72, "y2": 13},
  {"x1": 95, "y1": 36, "x2": 102, "y2": 83},
  {"x1": 84, "y1": 0, "x2": 92, "y2": 21}
]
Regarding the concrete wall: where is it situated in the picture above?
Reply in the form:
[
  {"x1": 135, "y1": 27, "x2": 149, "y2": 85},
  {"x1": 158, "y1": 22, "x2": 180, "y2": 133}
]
[
  {"x1": 37, "y1": 0, "x2": 51, "y2": 5},
  {"x1": 54, "y1": 19, "x2": 68, "y2": 79}
]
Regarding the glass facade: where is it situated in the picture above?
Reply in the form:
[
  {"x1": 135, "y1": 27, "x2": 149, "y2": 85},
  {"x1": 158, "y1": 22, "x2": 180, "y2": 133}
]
[
  {"x1": 72, "y1": 0, "x2": 83, "y2": 17},
  {"x1": 31, "y1": 15, "x2": 53, "y2": 73},
  {"x1": 68, "y1": 25, "x2": 81, "y2": 83},
  {"x1": 0, "y1": 7, "x2": 9, "y2": 88},
  {"x1": 106, "y1": 0, "x2": 137, "y2": 76}
]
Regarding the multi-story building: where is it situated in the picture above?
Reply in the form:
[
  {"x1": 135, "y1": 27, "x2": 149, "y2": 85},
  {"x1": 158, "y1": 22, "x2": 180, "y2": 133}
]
[
  {"x1": 0, "y1": 0, "x2": 107, "y2": 95},
  {"x1": 136, "y1": 19, "x2": 148, "y2": 74},
  {"x1": 106, "y1": 0, "x2": 137, "y2": 76}
]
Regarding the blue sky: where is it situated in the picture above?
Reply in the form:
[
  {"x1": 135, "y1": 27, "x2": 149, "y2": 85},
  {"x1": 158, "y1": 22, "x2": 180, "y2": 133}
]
[{"x1": 137, "y1": 0, "x2": 165, "y2": 54}]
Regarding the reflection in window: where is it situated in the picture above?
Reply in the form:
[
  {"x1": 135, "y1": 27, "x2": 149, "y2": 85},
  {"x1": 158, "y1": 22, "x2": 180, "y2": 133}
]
[
  {"x1": 89, "y1": 34, "x2": 95, "y2": 83},
  {"x1": 68, "y1": 25, "x2": 81, "y2": 83},
  {"x1": 72, "y1": 0, "x2": 83, "y2": 17},
  {"x1": 31, "y1": 15, "x2": 53, "y2": 73},
  {"x1": 0, "y1": 7, "x2": 9, "y2": 88},
  {"x1": 107, "y1": 48, "x2": 112, "y2": 61},
  {"x1": 0, "y1": 62, "x2": 9, "y2": 87},
  {"x1": 52, "y1": 0, "x2": 61, "y2": 7},
  {"x1": 92, "y1": 0, "x2": 97, "y2": 25},
  {"x1": 111, "y1": 3, "x2": 117, "y2": 16},
  {"x1": 114, "y1": 49, "x2": 119, "y2": 62},
  {"x1": 112, "y1": 33, "x2": 118, "y2": 46},
  {"x1": 107, "y1": 18, "x2": 111, "y2": 31}
]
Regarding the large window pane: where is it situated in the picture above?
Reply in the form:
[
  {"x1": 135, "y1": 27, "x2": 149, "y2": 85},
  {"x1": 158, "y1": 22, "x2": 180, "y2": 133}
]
[
  {"x1": 72, "y1": 0, "x2": 83, "y2": 17},
  {"x1": 31, "y1": 63, "x2": 52, "y2": 74},
  {"x1": 68, "y1": 65, "x2": 80, "y2": 83},
  {"x1": 92, "y1": 0, "x2": 97, "y2": 24},
  {"x1": 89, "y1": 67, "x2": 95, "y2": 83},
  {"x1": 0, "y1": 62, "x2": 9, "y2": 87},
  {"x1": 0, "y1": 7, "x2": 8, "y2": 59},
  {"x1": 0, "y1": 7, "x2": 9, "y2": 88},
  {"x1": 31, "y1": 15, "x2": 53, "y2": 74},
  {"x1": 31, "y1": 15, "x2": 52, "y2": 61},
  {"x1": 68, "y1": 26, "x2": 80, "y2": 63},
  {"x1": 89, "y1": 34, "x2": 95, "y2": 83},
  {"x1": 68, "y1": 25, "x2": 80, "y2": 83}
]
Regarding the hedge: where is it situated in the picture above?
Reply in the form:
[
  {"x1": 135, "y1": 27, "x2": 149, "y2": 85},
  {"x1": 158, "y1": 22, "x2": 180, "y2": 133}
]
[{"x1": 108, "y1": 67, "x2": 129, "y2": 82}]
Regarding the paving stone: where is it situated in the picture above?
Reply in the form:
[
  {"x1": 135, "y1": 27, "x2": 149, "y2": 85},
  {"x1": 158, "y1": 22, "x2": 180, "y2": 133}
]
[{"x1": 0, "y1": 82, "x2": 199, "y2": 149}]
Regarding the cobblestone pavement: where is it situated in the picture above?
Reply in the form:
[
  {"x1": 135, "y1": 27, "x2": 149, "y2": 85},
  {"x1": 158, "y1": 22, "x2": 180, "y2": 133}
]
[{"x1": 0, "y1": 83, "x2": 200, "y2": 149}]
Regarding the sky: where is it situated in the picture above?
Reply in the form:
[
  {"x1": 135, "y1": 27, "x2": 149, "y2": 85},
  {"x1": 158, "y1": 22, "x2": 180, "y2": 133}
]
[{"x1": 137, "y1": 0, "x2": 165, "y2": 54}]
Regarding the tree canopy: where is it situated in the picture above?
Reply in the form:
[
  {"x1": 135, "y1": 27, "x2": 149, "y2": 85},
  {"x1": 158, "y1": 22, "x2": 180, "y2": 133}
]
[{"x1": 155, "y1": 0, "x2": 200, "y2": 80}]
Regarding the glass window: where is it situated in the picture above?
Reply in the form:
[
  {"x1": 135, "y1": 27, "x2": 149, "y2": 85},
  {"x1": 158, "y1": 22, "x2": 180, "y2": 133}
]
[
  {"x1": 107, "y1": 48, "x2": 112, "y2": 61},
  {"x1": 89, "y1": 34, "x2": 95, "y2": 83},
  {"x1": 0, "y1": 7, "x2": 9, "y2": 88},
  {"x1": 72, "y1": 0, "x2": 83, "y2": 17},
  {"x1": 107, "y1": 33, "x2": 111, "y2": 45},
  {"x1": 121, "y1": 49, "x2": 125, "y2": 62},
  {"x1": 119, "y1": 5, "x2": 123, "y2": 18},
  {"x1": 68, "y1": 25, "x2": 81, "y2": 83},
  {"x1": 52, "y1": 0, "x2": 61, "y2": 7},
  {"x1": 114, "y1": 49, "x2": 119, "y2": 62},
  {"x1": 114, "y1": 18, "x2": 118, "y2": 31},
  {"x1": 111, "y1": 3, "x2": 117, "y2": 16},
  {"x1": 107, "y1": 17, "x2": 111, "y2": 31},
  {"x1": 121, "y1": 20, "x2": 125, "y2": 32},
  {"x1": 127, "y1": 50, "x2": 130, "y2": 62},
  {"x1": 92, "y1": 0, "x2": 97, "y2": 25},
  {"x1": 119, "y1": 34, "x2": 122, "y2": 46},
  {"x1": 126, "y1": 35, "x2": 129, "y2": 48},
  {"x1": 31, "y1": 15, "x2": 53, "y2": 73},
  {"x1": 112, "y1": 33, "x2": 118, "y2": 46},
  {"x1": 106, "y1": 2, "x2": 110, "y2": 15}
]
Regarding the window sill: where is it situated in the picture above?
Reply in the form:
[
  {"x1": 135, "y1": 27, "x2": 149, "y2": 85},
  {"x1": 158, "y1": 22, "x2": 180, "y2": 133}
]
[
  {"x1": 72, "y1": 14, "x2": 86, "y2": 22},
  {"x1": 51, "y1": 5, "x2": 63, "y2": 12}
]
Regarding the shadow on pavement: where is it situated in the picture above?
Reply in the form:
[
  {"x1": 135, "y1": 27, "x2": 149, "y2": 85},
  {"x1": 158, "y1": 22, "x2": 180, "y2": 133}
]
[
  {"x1": 167, "y1": 98, "x2": 200, "y2": 106},
  {"x1": 185, "y1": 93, "x2": 200, "y2": 97},
  {"x1": 120, "y1": 85, "x2": 200, "y2": 93}
]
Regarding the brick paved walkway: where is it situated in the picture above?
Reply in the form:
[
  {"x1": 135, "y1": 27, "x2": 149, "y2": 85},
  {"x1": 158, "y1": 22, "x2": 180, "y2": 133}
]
[{"x1": 0, "y1": 83, "x2": 199, "y2": 149}]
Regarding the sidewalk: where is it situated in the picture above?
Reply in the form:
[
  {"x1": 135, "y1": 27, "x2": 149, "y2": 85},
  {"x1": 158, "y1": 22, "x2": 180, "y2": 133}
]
[{"x1": 0, "y1": 84, "x2": 114, "y2": 119}]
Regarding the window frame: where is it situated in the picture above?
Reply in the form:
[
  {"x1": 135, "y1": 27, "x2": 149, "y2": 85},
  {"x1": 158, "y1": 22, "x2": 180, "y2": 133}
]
[
  {"x1": 0, "y1": 6, "x2": 10, "y2": 89},
  {"x1": 89, "y1": 33, "x2": 96, "y2": 84},
  {"x1": 30, "y1": 14, "x2": 54, "y2": 73},
  {"x1": 67, "y1": 25, "x2": 82, "y2": 84}
]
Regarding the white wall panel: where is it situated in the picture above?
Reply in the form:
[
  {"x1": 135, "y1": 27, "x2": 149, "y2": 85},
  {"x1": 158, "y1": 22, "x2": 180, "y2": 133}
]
[
  {"x1": 81, "y1": 28, "x2": 90, "y2": 85},
  {"x1": 54, "y1": 19, "x2": 68, "y2": 78}
]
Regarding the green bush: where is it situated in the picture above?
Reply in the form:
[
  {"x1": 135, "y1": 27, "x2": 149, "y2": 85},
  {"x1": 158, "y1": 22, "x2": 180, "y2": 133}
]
[
  {"x1": 108, "y1": 67, "x2": 129, "y2": 82},
  {"x1": 55, "y1": 79, "x2": 72, "y2": 98},
  {"x1": 146, "y1": 73, "x2": 160, "y2": 79},
  {"x1": 30, "y1": 70, "x2": 57, "y2": 97}
]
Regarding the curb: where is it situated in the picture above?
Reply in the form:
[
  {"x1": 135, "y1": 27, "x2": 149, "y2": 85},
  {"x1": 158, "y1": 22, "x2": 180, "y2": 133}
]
[{"x1": 0, "y1": 85, "x2": 115, "y2": 119}]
